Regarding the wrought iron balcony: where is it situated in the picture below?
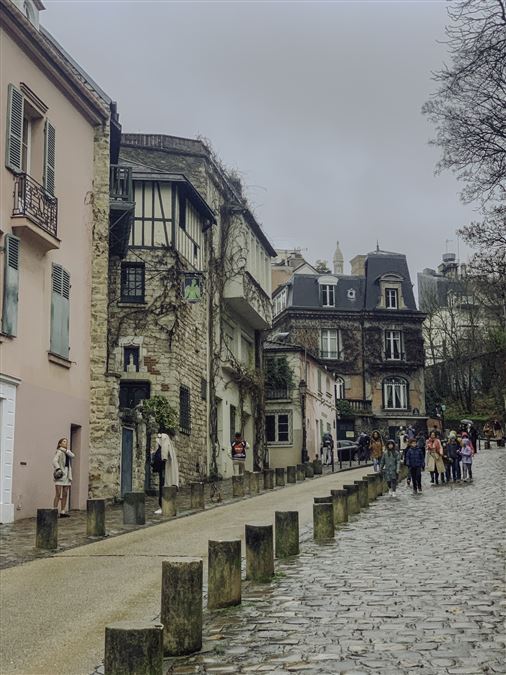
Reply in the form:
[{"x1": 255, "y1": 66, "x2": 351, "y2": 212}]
[
  {"x1": 266, "y1": 387, "x2": 291, "y2": 400},
  {"x1": 12, "y1": 173, "x2": 58, "y2": 237},
  {"x1": 110, "y1": 165, "x2": 133, "y2": 204}
]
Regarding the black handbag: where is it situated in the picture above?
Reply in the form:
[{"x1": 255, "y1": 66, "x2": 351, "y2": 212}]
[{"x1": 53, "y1": 468, "x2": 64, "y2": 481}]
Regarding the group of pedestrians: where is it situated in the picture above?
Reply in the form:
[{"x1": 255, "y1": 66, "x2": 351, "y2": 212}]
[{"x1": 366, "y1": 427, "x2": 478, "y2": 497}]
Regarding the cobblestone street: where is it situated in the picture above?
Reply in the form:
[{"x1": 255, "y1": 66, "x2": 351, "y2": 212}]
[{"x1": 167, "y1": 448, "x2": 506, "y2": 675}]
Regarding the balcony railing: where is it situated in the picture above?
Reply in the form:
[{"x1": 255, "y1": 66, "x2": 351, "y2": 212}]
[
  {"x1": 13, "y1": 173, "x2": 58, "y2": 237},
  {"x1": 347, "y1": 399, "x2": 373, "y2": 414},
  {"x1": 320, "y1": 350, "x2": 342, "y2": 360},
  {"x1": 266, "y1": 387, "x2": 291, "y2": 400},
  {"x1": 110, "y1": 165, "x2": 133, "y2": 203}
]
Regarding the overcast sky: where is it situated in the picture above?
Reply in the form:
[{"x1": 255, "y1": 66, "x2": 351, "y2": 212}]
[{"x1": 43, "y1": 0, "x2": 477, "y2": 281}]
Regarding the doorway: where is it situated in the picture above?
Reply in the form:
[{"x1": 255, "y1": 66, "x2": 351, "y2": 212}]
[
  {"x1": 69, "y1": 424, "x2": 81, "y2": 510},
  {"x1": 121, "y1": 427, "x2": 134, "y2": 497}
]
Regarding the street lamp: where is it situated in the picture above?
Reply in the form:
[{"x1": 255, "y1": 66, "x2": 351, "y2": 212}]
[{"x1": 299, "y1": 379, "x2": 308, "y2": 463}]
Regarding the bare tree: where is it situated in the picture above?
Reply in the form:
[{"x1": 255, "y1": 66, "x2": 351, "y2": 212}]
[
  {"x1": 314, "y1": 259, "x2": 331, "y2": 273},
  {"x1": 423, "y1": 0, "x2": 506, "y2": 206}
]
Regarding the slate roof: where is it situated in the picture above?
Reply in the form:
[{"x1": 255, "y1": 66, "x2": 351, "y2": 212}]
[{"x1": 274, "y1": 250, "x2": 418, "y2": 312}]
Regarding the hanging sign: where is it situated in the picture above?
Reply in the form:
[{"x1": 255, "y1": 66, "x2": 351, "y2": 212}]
[{"x1": 181, "y1": 273, "x2": 204, "y2": 303}]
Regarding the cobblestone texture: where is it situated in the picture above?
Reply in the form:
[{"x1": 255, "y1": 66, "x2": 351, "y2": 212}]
[
  {"x1": 0, "y1": 463, "x2": 367, "y2": 570},
  {"x1": 161, "y1": 448, "x2": 506, "y2": 674}
]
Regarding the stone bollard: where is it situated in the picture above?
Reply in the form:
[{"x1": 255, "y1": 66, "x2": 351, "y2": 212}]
[
  {"x1": 275, "y1": 511, "x2": 299, "y2": 558},
  {"x1": 366, "y1": 475, "x2": 377, "y2": 502},
  {"x1": 162, "y1": 486, "x2": 177, "y2": 517},
  {"x1": 314, "y1": 496, "x2": 333, "y2": 504},
  {"x1": 343, "y1": 484, "x2": 360, "y2": 515},
  {"x1": 36, "y1": 508, "x2": 58, "y2": 550},
  {"x1": 232, "y1": 475, "x2": 245, "y2": 498},
  {"x1": 87, "y1": 499, "x2": 106, "y2": 537},
  {"x1": 161, "y1": 558, "x2": 203, "y2": 655},
  {"x1": 123, "y1": 492, "x2": 145, "y2": 525},
  {"x1": 330, "y1": 489, "x2": 349, "y2": 525},
  {"x1": 313, "y1": 503, "x2": 334, "y2": 541},
  {"x1": 104, "y1": 622, "x2": 163, "y2": 675},
  {"x1": 190, "y1": 482, "x2": 205, "y2": 510},
  {"x1": 208, "y1": 540, "x2": 241, "y2": 610},
  {"x1": 245, "y1": 524, "x2": 274, "y2": 583},
  {"x1": 373, "y1": 473, "x2": 382, "y2": 498},
  {"x1": 382, "y1": 477, "x2": 389, "y2": 494},
  {"x1": 355, "y1": 480, "x2": 369, "y2": 508},
  {"x1": 313, "y1": 459, "x2": 323, "y2": 475},
  {"x1": 304, "y1": 462, "x2": 314, "y2": 478},
  {"x1": 250, "y1": 471, "x2": 262, "y2": 494},
  {"x1": 275, "y1": 467, "x2": 286, "y2": 487},
  {"x1": 263, "y1": 468, "x2": 275, "y2": 490},
  {"x1": 286, "y1": 466, "x2": 297, "y2": 484},
  {"x1": 296, "y1": 464, "x2": 306, "y2": 481}
]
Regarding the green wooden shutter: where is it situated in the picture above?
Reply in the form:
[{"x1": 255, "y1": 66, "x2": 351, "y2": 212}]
[
  {"x1": 2, "y1": 235, "x2": 20, "y2": 336},
  {"x1": 50, "y1": 263, "x2": 70, "y2": 358},
  {"x1": 43, "y1": 120, "x2": 56, "y2": 195},
  {"x1": 5, "y1": 84, "x2": 24, "y2": 173}
]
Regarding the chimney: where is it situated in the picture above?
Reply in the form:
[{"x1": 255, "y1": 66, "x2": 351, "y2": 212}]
[{"x1": 350, "y1": 255, "x2": 366, "y2": 276}]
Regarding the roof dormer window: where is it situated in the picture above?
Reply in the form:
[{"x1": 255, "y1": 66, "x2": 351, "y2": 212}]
[
  {"x1": 385, "y1": 288, "x2": 398, "y2": 309},
  {"x1": 321, "y1": 284, "x2": 335, "y2": 308}
]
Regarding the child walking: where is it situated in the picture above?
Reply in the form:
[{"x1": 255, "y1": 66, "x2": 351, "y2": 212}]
[
  {"x1": 460, "y1": 438, "x2": 474, "y2": 482},
  {"x1": 405, "y1": 438, "x2": 425, "y2": 494},
  {"x1": 380, "y1": 439, "x2": 401, "y2": 497}
]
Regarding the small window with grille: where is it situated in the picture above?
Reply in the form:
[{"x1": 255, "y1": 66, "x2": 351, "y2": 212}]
[
  {"x1": 179, "y1": 385, "x2": 191, "y2": 434},
  {"x1": 121, "y1": 263, "x2": 145, "y2": 303}
]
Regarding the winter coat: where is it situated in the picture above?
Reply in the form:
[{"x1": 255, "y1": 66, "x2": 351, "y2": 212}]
[
  {"x1": 460, "y1": 439, "x2": 473, "y2": 464},
  {"x1": 446, "y1": 440, "x2": 461, "y2": 461},
  {"x1": 426, "y1": 437, "x2": 445, "y2": 473},
  {"x1": 405, "y1": 446, "x2": 425, "y2": 468},
  {"x1": 380, "y1": 447, "x2": 400, "y2": 480},
  {"x1": 52, "y1": 447, "x2": 75, "y2": 485},
  {"x1": 370, "y1": 434, "x2": 383, "y2": 460}
]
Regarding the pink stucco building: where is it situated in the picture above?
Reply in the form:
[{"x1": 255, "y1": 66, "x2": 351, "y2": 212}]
[{"x1": 0, "y1": 0, "x2": 114, "y2": 521}]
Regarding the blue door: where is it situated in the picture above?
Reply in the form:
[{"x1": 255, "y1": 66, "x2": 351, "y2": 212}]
[{"x1": 121, "y1": 427, "x2": 134, "y2": 497}]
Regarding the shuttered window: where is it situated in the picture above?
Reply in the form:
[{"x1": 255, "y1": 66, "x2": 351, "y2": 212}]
[
  {"x1": 179, "y1": 385, "x2": 191, "y2": 435},
  {"x1": 5, "y1": 84, "x2": 24, "y2": 173},
  {"x1": 43, "y1": 120, "x2": 56, "y2": 195},
  {"x1": 50, "y1": 263, "x2": 70, "y2": 358},
  {"x1": 2, "y1": 235, "x2": 20, "y2": 336}
]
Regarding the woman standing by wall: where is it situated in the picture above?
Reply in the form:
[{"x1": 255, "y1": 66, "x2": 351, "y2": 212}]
[{"x1": 52, "y1": 438, "x2": 75, "y2": 517}]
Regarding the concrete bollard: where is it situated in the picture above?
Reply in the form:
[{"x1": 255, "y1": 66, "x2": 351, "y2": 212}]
[
  {"x1": 296, "y1": 464, "x2": 306, "y2": 481},
  {"x1": 162, "y1": 486, "x2": 177, "y2": 517},
  {"x1": 161, "y1": 558, "x2": 203, "y2": 656},
  {"x1": 263, "y1": 468, "x2": 275, "y2": 490},
  {"x1": 286, "y1": 466, "x2": 297, "y2": 483},
  {"x1": 87, "y1": 499, "x2": 106, "y2": 537},
  {"x1": 313, "y1": 503, "x2": 334, "y2": 541},
  {"x1": 304, "y1": 462, "x2": 314, "y2": 478},
  {"x1": 382, "y1": 476, "x2": 389, "y2": 494},
  {"x1": 190, "y1": 482, "x2": 205, "y2": 510},
  {"x1": 275, "y1": 511, "x2": 299, "y2": 558},
  {"x1": 208, "y1": 540, "x2": 241, "y2": 610},
  {"x1": 312, "y1": 459, "x2": 323, "y2": 475},
  {"x1": 36, "y1": 508, "x2": 58, "y2": 550},
  {"x1": 123, "y1": 492, "x2": 145, "y2": 525},
  {"x1": 275, "y1": 467, "x2": 286, "y2": 487},
  {"x1": 104, "y1": 621, "x2": 163, "y2": 675},
  {"x1": 366, "y1": 475, "x2": 377, "y2": 502},
  {"x1": 355, "y1": 480, "x2": 369, "y2": 508},
  {"x1": 330, "y1": 489, "x2": 349, "y2": 525},
  {"x1": 343, "y1": 484, "x2": 360, "y2": 514},
  {"x1": 245, "y1": 524, "x2": 274, "y2": 583},
  {"x1": 314, "y1": 496, "x2": 333, "y2": 504},
  {"x1": 232, "y1": 475, "x2": 245, "y2": 498},
  {"x1": 250, "y1": 471, "x2": 262, "y2": 494}
]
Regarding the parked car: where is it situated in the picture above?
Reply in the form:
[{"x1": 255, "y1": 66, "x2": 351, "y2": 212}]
[{"x1": 336, "y1": 440, "x2": 358, "y2": 462}]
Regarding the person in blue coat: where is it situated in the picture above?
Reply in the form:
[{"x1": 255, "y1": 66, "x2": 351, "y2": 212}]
[{"x1": 405, "y1": 438, "x2": 425, "y2": 494}]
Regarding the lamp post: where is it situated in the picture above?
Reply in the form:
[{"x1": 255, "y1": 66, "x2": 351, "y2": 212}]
[{"x1": 299, "y1": 379, "x2": 308, "y2": 463}]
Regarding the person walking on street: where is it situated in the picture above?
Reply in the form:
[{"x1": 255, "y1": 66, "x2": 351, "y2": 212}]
[
  {"x1": 445, "y1": 432, "x2": 461, "y2": 482},
  {"x1": 426, "y1": 430, "x2": 445, "y2": 485},
  {"x1": 405, "y1": 437, "x2": 424, "y2": 494},
  {"x1": 380, "y1": 439, "x2": 401, "y2": 497},
  {"x1": 52, "y1": 438, "x2": 75, "y2": 518},
  {"x1": 461, "y1": 438, "x2": 474, "y2": 482},
  {"x1": 370, "y1": 430, "x2": 383, "y2": 473}
]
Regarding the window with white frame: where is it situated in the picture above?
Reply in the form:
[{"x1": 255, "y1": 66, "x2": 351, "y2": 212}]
[
  {"x1": 273, "y1": 288, "x2": 287, "y2": 316},
  {"x1": 320, "y1": 329, "x2": 340, "y2": 359},
  {"x1": 385, "y1": 288, "x2": 398, "y2": 309},
  {"x1": 335, "y1": 376, "x2": 345, "y2": 399},
  {"x1": 385, "y1": 330, "x2": 403, "y2": 360},
  {"x1": 265, "y1": 411, "x2": 291, "y2": 444},
  {"x1": 383, "y1": 377, "x2": 408, "y2": 410},
  {"x1": 321, "y1": 284, "x2": 335, "y2": 307}
]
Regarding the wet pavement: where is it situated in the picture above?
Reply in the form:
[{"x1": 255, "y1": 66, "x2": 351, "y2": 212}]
[
  {"x1": 0, "y1": 461, "x2": 367, "y2": 570},
  {"x1": 160, "y1": 448, "x2": 506, "y2": 675}
]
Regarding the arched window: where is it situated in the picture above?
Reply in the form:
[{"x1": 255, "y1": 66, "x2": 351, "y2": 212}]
[
  {"x1": 335, "y1": 376, "x2": 345, "y2": 400},
  {"x1": 383, "y1": 377, "x2": 408, "y2": 410}
]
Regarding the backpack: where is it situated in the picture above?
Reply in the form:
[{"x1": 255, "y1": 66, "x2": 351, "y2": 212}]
[{"x1": 151, "y1": 446, "x2": 164, "y2": 472}]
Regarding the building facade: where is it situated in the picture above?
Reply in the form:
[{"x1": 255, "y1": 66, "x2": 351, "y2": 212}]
[
  {"x1": 0, "y1": 0, "x2": 115, "y2": 520},
  {"x1": 88, "y1": 133, "x2": 276, "y2": 498},
  {"x1": 264, "y1": 344, "x2": 337, "y2": 468},
  {"x1": 271, "y1": 246, "x2": 427, "y2": 442}
]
